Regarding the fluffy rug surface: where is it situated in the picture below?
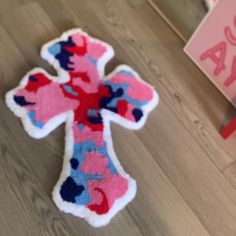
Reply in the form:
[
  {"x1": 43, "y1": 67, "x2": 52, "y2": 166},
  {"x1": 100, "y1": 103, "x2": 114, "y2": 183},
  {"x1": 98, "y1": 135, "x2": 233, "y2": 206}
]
[{"x1": 6, "y1": 29, "x2": 158, "y2": 227}]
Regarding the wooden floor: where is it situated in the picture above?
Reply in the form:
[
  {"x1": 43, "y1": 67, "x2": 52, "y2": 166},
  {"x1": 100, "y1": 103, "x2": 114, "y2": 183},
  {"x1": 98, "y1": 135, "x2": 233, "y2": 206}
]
[
  {"x1": 1, "y1": 0, "x2": 236, "y2": 235},
  {"x1": 147, "y1": 0, "x2": 207, "y2": 41}
]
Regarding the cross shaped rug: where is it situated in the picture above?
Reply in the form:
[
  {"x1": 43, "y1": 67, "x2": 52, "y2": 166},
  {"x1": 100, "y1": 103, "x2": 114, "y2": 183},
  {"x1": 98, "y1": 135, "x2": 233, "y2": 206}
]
[{"x1": 5, "y1": 29, "x2": 158, "y2": 227}]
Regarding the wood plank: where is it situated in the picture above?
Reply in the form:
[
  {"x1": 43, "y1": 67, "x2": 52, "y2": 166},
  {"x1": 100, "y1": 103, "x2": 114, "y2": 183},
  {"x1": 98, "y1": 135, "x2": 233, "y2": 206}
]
[
  {"x1": 0, "y1": 1, "x2": 59, "y2": 74},
  {"x1": 223, "y1": 161, "x2": 236, "y2": 191},
  {"x1": 0, "y1": 0, "x2": 31, "y2": 17},
  {"x1": 0, "y1": 119, "x2": 73, "y2": 236},
  {"x1": 147, "y1": 0, "x2": 207, "y2": 40},
  {"x1": 112, "y1": 125, "x2": 210, "y2": 236}
]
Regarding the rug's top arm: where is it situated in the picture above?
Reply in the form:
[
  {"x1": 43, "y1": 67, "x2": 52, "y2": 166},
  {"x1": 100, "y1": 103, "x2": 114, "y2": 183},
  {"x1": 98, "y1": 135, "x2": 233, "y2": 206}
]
[{"x1": 41, "y1": 29, "x2": 115, "y2": 82}]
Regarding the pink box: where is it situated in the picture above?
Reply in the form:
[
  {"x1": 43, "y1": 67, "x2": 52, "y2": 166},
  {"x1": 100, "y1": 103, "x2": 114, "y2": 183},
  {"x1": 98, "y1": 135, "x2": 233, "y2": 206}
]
[{"x1": 184, "y1": 0, "x2": 236, "y2": 107}]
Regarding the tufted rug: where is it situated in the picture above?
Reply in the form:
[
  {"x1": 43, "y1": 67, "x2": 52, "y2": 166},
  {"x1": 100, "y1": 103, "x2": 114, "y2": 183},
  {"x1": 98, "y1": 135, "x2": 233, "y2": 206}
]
[{"x1": 6, "y1": 29, "x2": 158, "y2": 227}]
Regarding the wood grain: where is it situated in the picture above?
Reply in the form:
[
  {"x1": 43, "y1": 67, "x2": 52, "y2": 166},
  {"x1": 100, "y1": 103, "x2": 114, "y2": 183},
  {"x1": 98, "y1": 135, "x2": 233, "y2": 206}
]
[
  {"x1": 0, "y1": 0, "x2": 236, "y2": 235},
  {"x1": 147, "y1": 0, "x2": 207, "y2": 40}
]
